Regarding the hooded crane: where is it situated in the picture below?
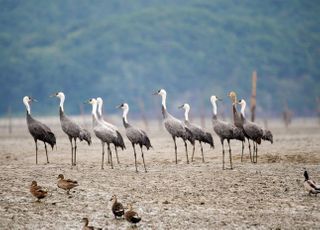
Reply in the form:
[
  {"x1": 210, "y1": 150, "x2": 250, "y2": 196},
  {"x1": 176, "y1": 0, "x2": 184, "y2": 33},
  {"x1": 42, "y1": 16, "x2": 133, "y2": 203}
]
[
  {"x1": 96, "y1": 97, "x2": 125, "y2": 164},
  {"x1": 178, "y1": 103, "x2": 214, "y2": 162},
  {"x1": 117, "y1": 103, "x2": 151, "y2": 172},
  {"x1": 51, "y1": 92, "x2": 91, "y2": 166},
  {"x1": 210, "y1": 95, "x2": 244, "y2": 169},
  {"x1": 23, "y1": 96, "x2": 56, "y2": 164},
  {"x1": 87, "y1": 98, "x2": 125, "y2": 169},
  {"x1": 154, "y1": 89, "x2": 194, "y2": 164},
  {"x1": 238, "y1": 99, "x2": 263, "y2": 163},
  {"x1": 228, "y1": 91, "x2": 250, "y2": 162}
]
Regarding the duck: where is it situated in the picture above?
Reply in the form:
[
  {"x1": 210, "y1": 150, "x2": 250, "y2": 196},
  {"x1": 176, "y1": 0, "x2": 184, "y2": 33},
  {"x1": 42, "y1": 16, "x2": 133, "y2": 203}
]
[
  {"x1": 304, "y1": 170, "x2": 320, "y2": 196},
  {"x1": 57, "y1": 174, "x2": 78, "y2": 194},
  {"x1": 30, "y1": 181, "x2": 48, "y2": 202},
  {"x1": 110, "y1": 195, "x2": 124, "y2": 218},
  {"x1": 124, "y1": 204, "x2": 141, "y2": 224},
  {"x1": 81, "y1": 217, "x2": 102, "y2": 230}
]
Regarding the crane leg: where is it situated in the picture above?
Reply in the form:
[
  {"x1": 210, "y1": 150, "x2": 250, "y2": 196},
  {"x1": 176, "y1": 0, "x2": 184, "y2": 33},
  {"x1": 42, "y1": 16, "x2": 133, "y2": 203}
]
[
  {"x1": 140, "y1": 146, "x2": 147, "y2": 173},
  {"x1": 69, "y1": 137, "x2": 73, "y2": 166},
  {"x1": 184, "y1": 141, "x2": 189, "y2": 164},
  {"x1": 34, "y1": 139, "x2": 38, "y2": 164},
  {"x1": 253, "y1": 142, "x2": 256, "y2": 163},
  {"x1": 241, "y1": 141, "x2": 244, "y2": 162},
  {"x1": 191, "y1": 143, "x2": 195, "y2": 162},
  {"x1": 248, "y1": 138, "x2": 252, "y2": 163},
  {"x1": 44, "y1": 142, "x2": 49, "y2": 164},
  {"x1": 74, "y1": 138, "x2": 77, "y2": 166},
  {"x1": 101, "y1": 142, "x2": 105, "y2": 170},
  {"x1": 108, "y1": 144, "x2": 113, "y2": 169},
  {"x1": 200, "y1": 141, "x2": 205, "y2": 163},
  {"x1": 172, "y1": 136, "x2": 178, "y2": 164},
  {"x1": 221, "y1": 139, "x2": 225, "y2": 170},
  {"x1": 227, "y1": 139, "x2": 233, "y2": 169},
  {"x1": 132, "y1": 143, "x2": 138, "y2": 173},
  {"x1": 107, "y1": 147, "x2": 110, "y2": 164},
  {"x1": 115, "y1": 146, "x2": 120, "y2": 164},
  {"x1": 255, "y1": 142, "x2": 258, "y2": 163}
]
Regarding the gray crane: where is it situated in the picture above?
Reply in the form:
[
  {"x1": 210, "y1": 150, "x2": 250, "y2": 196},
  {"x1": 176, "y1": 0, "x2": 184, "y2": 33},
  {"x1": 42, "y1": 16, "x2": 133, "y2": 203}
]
[
  {"x1": 178, "y1": 103, "x2": 214, "y2": 163},
  {"x1": 96, "y1": 97, "x2": 124, "y2": 164},
  {"x1": 210, "y1": 95, "x2": 244, "y2": 169},
  {"x1": 228, "y1": 91, "x2": 250, "y2": 162},
  {"x1": 154, "y1": 89, "x2": 194, "y2": 164},
  {"x1": 23, "y1": 96, "x2": 56, "y2": 164},
  {"x1": 238, "y1": 99, "x2": 263, "y2": 163},
  {"x1": 117, "y1": 103, "x2": 152, "y2": 172},
  {"x1": 87, "y1": 98, "x2": 125, "y2": 169},
  {"x1": 51, "y1": 92, "x2": 91, "y2": 166}
]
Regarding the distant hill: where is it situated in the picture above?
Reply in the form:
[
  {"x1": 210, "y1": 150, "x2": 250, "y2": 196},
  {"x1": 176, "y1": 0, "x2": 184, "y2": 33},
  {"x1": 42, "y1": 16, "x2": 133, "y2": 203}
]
[{"x1": 0, "y1": 0, "x2": 319, "y2": 117}]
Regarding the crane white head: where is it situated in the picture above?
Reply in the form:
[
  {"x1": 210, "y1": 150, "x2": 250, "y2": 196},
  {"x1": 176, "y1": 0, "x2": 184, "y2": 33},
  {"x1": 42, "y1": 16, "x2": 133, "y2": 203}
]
[
  {"x1": 210, "y1": 95, "x2": 221, "y2": 116},
  {"x1": 117, "y1": 103, "x2": 129, "y2": 123},
  {"x1": 238, "y1": 99, "x2": 246, "y2": 116},
  {"x1": 117, "y1": 103, "x2": 129, "y2": 111},
  {"x1": 178, "y1": 103, "x2": 190, "y2": 121},
  {"x1": 51, "y1": 91, "x2": 65, "y2": 111},
  {"x1": 154, "y1": 89, "x2": 167, "y2": 110},
  {"x1": 210, "y1": 95, "x2": 222, "y2": 104},
  {"x1": 23, "y1": 96, "x2": 37, "y2": 114},
  {"x1": 86, "y1": 98, "x2": 98, "y2": 116},
  {"x1": 155, "y1": 89, "x2": 166, "y2": 97}
]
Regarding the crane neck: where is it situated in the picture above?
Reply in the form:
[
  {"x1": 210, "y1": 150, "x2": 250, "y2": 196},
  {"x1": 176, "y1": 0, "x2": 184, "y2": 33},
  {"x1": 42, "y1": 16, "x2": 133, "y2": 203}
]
[
  {"x1": 91, "y1": 103, "x2": 98, "y2": 121},
  {"x1": 122, "y1": 106, "x2": 129, "y2": 124},
  {"x1": 59, "y1": 94, "x2": 65, "y2": 112},
  {"x1": 211, "y1": 100, "x2": 217, "y2": 116},
  {"x1": 184, "y1": 107, "x2": 190, "y2": 121},
  {"x1": 161, "y1": 93, "x2": 167, "y2": 110},
  {"x1": 240, "y1": 102, "x2": 246, "y2": 118},
  {"x1": 97, "y1": 102, "x2": 103, "y2": 118},
  {"x1": 24, "y1": 101, "x2": 31, "y2": 115}
]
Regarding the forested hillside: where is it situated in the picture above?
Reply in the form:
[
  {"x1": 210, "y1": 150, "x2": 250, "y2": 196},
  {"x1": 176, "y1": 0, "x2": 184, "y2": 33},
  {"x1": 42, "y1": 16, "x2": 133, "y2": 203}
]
[{"x1": 0, "y1": 0, "x2": 319, "y2": 117}]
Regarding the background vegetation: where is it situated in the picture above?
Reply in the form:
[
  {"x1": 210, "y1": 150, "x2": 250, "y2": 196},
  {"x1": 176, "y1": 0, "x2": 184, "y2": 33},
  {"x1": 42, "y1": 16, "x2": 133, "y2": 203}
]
[{"x1": 0, "y1": 0, "x2": 319, "y2": 118}]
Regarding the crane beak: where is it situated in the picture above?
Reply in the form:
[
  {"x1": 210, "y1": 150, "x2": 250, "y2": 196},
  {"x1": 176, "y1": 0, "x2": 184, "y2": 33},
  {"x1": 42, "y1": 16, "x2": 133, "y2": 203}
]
[
  {"x1": 178, "y1": 104, "x2": 184, "y2": 109},
  {"x1": 217, "y1": 97, "x2": 222, "y2": 101},
  {"x1": 83, "y1": 100, "x2": 90, "y2": 104},
  {"x1": 49, "y1": 93, "x2": 56, "y2": 98},
  {"x1": 152, "y1": 91, "x2": 159, "y2": 95},
  {"x1": 31, "y1": 98, "x2": 38, "y2": 102},
  {"x1": 115, "y1": 104, "x2": 122, "y2": 109}
]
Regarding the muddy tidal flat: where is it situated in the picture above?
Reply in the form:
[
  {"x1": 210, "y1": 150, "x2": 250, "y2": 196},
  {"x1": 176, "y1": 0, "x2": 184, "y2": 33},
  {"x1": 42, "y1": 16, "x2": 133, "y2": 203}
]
[{"x1": 0, "y1": 117, "x2": 320, "y2": 229}]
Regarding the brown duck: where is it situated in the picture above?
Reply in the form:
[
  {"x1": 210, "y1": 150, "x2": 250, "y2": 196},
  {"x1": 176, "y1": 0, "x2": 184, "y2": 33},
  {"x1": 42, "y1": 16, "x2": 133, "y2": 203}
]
[
  {"x1": 110, "y1": 195, "x2": 124, "y2": 218},
  {"x1": 124, "y1": 204, "x2": 141, "y2": 224},
  {"x1": 57, "y1": 174, "x2": 78, "y2": 194},
  {"x1": 81, "y1": 217, "x2": 102, "y2": 230},
  {"x1": 30, "y1": 181, "x2": 48, "y2": 202}
]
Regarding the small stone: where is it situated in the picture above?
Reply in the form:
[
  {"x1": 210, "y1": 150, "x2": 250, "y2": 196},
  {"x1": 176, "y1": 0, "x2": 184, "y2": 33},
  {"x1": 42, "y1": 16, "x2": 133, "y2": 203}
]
[{"x1": 163, "y1": 200, "x2": 170, "y2": 204}]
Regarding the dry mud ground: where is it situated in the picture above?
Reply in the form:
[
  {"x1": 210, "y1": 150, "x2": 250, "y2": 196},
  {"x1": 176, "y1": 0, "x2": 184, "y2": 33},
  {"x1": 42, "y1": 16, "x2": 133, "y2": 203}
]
[{"x1": 0, "y1": 117, "x2": 320, "y2": 229}]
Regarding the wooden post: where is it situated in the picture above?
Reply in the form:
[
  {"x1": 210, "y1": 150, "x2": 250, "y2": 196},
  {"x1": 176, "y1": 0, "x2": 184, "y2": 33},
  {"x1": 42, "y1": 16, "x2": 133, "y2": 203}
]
[{"x1": 250, "y1": 71, "x2": 257, "y2": 122}]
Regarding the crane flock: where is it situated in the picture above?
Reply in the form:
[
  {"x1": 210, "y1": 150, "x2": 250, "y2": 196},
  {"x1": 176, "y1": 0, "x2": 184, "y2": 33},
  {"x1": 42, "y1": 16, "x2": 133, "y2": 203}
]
[{"x1": 23, "y1": 89, "x2": 273, "y2": 171}]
